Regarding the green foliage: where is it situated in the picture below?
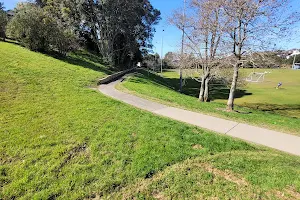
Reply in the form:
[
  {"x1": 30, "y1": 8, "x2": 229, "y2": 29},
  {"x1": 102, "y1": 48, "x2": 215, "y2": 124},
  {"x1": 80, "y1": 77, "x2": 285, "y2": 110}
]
[
  {"x1": 0, "y1": 2, "x2": 7, "y2": 40},
  {"x1": 6, "y1": 3, "x2": 76, "y2": 53},
  {"x1": 143, "y1": 53, "x2": 161, "y2": 71},
  {"x1": 6, "y1": 3, "x2": 49, "y2": 50},
  {"x1": 6, "y1": 0, "x2": 160, "y2": 65},
  {"x1": 93, "y1": 0, "x2": 161, "y2": 67},
  {"x1": 163, "y1": 51, "x2": 177, "y2": 69}
]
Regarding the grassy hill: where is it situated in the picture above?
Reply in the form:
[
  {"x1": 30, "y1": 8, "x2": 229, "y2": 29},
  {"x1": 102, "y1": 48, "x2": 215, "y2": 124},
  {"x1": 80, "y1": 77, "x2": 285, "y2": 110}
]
[{"x1": 1, "y1": 42, "x2": 300, "y2": 199}]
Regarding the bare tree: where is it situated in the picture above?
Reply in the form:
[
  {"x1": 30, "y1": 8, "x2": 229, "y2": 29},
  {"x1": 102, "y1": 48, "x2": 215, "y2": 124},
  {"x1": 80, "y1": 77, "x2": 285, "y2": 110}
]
[
  {"x1": 170, "y1": 0, "x2": 226, "y2": 101},
  {"x1": 222, "y1": 0, "x2": 299, "y2": 111}
]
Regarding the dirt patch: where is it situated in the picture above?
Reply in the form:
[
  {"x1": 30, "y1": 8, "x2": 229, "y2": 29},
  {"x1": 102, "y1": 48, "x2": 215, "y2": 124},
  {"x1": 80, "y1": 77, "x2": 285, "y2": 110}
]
[
  {"x1": 285, "y1": 186, "x2": 300, "y2": 199},
  {"x1": 192, "y1": 144, "x2": 203, "y2": 150},
  {"x1": 85, "y1": 194, "x2": 101, "y2": 200},
  {"x1": 195, "y1": 163, "x2": 248, "y2": 186},
  {"x1": 267, "y1": 186, "x2": 300, "y2": 200},
  {"x1": 132, "y1": 133, "x2": 137, "y2": 137},
  {"x1": 152, "y1": 191, "x2": 167, "y2": 200}
]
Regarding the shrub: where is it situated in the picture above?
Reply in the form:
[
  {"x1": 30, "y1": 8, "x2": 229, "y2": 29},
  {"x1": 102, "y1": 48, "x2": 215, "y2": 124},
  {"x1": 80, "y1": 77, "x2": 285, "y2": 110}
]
[{"x1": 6, "y1": 3, "x2": 77, "y2": 54}]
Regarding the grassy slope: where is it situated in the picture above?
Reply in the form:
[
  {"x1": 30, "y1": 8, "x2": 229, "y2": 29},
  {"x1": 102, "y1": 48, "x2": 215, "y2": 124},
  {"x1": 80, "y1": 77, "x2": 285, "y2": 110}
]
[
  {"x1": 0, "y1": 42, "x2": 299, "y2": 199},
  {"x1": 119, "y1": 70, "x2": 300, "y2": 135}
]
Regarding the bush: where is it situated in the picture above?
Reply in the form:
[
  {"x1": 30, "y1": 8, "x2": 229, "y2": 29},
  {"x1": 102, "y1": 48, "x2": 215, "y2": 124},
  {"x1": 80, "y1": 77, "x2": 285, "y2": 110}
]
[
  {"x1": 6, "y1": 3, "x2": 77, "y2": 54},
  {"x1": 6, "y1": 3, "x2": 49, "y2": 51}
]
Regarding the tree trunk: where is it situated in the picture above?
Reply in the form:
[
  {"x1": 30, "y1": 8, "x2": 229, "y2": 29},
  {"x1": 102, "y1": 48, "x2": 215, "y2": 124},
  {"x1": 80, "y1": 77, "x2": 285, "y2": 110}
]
[
  {"x1": 198, "y1": 75, "x2": 206, "y2": 102},
  {"x1": 199, "y1": 66, "x2": 210, "y2": 102},
  {"x1": 227, "y1": 64, "x2": 239, "y2": 111},
  {"x1": 204, "y1": 76, "x2": 210, "y2": 102},
  {"x1": 179, "y1": 68, "x2": 183, "y2": 93}
]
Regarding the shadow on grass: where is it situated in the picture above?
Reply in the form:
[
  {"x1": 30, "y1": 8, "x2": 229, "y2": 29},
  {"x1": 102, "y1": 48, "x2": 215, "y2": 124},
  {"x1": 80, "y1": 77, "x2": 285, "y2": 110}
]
[
  {"x1": 3, "y1": 40, "x2": 115, "y2": 75},
  {"x1": 241, "y1": 103, "x2": 300, "y2": 118},
  {"x1": 47, "y1": 51, "x2": 115, "y2": 75},
  {"x1": 135, "y1": 69, "x2": 252, "y2": 101}
]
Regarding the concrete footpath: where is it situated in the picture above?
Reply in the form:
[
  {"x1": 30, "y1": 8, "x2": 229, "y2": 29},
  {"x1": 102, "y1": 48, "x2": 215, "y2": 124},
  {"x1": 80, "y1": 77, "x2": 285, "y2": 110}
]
[{"x1": 98, "y1": 79, "x2": 300, "y2": 156}]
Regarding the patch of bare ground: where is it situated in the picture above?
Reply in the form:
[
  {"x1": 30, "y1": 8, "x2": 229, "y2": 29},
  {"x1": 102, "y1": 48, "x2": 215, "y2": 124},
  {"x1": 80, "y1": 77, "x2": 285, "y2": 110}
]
[
  {"x1": 195, "y1": 163, "x2": 248, "y2": 186},
  {"x1": 192, "y1": 144, "x2": 203, "y2": 150},
  {"x1": 152, "y1": 191, "x2": 167, "y2": 200},
  {"x1": 109, "y1": 159, "x2": 252, "y2": 199},
  {"x1": 87, "y1": 155, "x2": 299, "y2": 200},
  {"x1": 285, "y1": 186, "x2": 300, "y2": 199},
  {"x1": 266, "y1": 186, "x2": 300, "y2": 200}
]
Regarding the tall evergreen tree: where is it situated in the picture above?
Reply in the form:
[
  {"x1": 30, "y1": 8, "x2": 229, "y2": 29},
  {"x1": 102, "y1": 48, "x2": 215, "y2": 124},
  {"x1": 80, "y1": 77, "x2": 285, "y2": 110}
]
[{"x1": 0, "y1": 2, "x2": 7, "y2": 40}]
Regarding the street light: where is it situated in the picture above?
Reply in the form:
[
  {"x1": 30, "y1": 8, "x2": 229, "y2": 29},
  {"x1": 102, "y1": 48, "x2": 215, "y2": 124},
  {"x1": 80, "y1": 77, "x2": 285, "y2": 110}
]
[
  {"x1": 180, "y1": 0, "x2": 186, "y2": 93},
  {"x1": 160, "y1": 29, "x2": 165, "y2": 74}
]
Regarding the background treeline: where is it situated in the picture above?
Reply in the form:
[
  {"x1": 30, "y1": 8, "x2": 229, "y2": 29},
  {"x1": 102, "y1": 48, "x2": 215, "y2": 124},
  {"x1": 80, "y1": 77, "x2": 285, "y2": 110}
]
[
  {"x1": 152, "y1": 51, "x2": 300, "y2": 71},
  {"x1": 0, "y1": 0, "x2": 161, "y2": 69}
]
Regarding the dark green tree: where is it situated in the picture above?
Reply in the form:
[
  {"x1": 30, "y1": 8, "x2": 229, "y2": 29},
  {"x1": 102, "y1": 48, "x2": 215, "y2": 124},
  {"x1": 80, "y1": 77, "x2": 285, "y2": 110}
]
[{"x1": 0, "y1": 2, "x2": 7, "y2": 41}]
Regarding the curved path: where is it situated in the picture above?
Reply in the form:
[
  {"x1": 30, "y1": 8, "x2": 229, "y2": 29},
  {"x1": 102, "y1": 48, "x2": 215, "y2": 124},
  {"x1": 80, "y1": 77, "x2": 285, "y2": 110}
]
[{"x1": 98, "y1": 78, "x2": 300, "y2": 156}]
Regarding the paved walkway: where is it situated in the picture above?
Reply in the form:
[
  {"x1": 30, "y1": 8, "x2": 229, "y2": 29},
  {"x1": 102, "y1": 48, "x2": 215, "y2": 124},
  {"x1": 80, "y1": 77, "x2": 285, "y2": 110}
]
[{"x1": 98, "y1": 79, "x2": 300, "y2": 156}]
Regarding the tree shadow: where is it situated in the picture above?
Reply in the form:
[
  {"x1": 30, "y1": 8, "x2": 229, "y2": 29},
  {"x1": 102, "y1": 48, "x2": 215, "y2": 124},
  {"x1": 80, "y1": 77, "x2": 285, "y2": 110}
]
[
  {"x1": 241, "y1": 103, "x2": 300, "y2": 118},
  {"x1": 133, "y1": 69, "x2": 300, "y2": 118},
  {"x1": 2, "y1": 39, "x2": 22, "y2": 46},
  {"x1": 135, "y1": 69, "x2": 252, "y2": 101},
  {"x1": 45, "y1": 51, "x2": 116, "y2": 75},
  {"x1": 3, "y1": 40, "x2": 115, "y2": 75}
]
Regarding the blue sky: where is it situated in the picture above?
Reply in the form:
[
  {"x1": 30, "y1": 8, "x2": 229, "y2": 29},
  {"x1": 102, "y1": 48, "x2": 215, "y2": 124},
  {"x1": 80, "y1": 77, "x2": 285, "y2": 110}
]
[{"x1": 2, "y1": 0, "x2": 300, "y2": 56}]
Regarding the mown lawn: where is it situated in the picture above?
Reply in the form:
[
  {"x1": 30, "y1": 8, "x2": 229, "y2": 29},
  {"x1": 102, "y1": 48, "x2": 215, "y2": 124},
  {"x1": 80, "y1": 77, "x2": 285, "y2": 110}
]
[
  {"x1": 1, "y1": 42, "x2": 300, "y2": 199},
  {"x1": 119, "y1": 70, "x2": 300, "y2": 135}
]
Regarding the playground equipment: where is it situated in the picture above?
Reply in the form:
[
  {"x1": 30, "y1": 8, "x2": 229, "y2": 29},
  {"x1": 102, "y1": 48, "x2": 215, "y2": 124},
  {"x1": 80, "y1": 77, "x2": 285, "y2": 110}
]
[{"x1": 246, "y1": 71, "x2": 270, "y2": 82}]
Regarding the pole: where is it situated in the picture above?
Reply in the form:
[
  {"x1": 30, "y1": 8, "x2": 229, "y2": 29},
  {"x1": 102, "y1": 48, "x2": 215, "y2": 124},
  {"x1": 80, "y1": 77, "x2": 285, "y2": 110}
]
[
  {"x1": 292, "y1": 54, "x2": 296, "y2": 69},
  {"x1": 161, "y1": 30, "x2": 164, "y2": 74},
  {"x1": 180, "y1": 0, "x2": 186, "y2": 93}
]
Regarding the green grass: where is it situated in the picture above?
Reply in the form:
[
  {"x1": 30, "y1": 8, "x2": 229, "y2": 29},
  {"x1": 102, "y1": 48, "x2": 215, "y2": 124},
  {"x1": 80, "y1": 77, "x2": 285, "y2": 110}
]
[
  {"x1": 216, "y1": 69, "x2": 300, "y2": 118},
  {"x1": 1, "y1": 42, "x2": 300, "y2": 199},
  {"x1": 119, "y1": 70, "x2": 300, "y2": 135},
  {"x1": 162, "y1": 69, "x2": 300, "y2": 117}
]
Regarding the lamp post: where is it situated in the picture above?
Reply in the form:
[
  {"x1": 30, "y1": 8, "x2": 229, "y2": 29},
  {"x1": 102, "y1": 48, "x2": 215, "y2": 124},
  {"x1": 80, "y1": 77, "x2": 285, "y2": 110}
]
[
  {"x1": 160, "y1": 29, "x2": 165, "y2": 74},
  {"x1": 180, "y1": 0, "x2": 186, "y2": 93}
]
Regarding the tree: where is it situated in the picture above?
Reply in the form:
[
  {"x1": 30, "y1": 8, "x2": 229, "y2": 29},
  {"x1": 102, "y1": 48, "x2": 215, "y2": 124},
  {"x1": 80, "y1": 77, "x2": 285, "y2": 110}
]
[
  {"x1": 164, "y1": 52, "x2": 177, "y2": 68},
  {"x1": 95, "y1": 0, "x2": 161, "y2": 68},
  {"x1": 143, "y1": 53, "x2": 161, "y2": 71},
  {"x1": 170, "y1": 0, "x2": 226, "y2": 102},
  {"x1": 6, "y1": 3, "x2": 76, "y2": 53},
  {"x1": 222, "y1": 0, "x2": 299, "y2": 111},
  {"x1": 6, "y1": 0, "x2": 160, "y2": 66},
  {"x1": 33, "y1": 0, "x2": 160, "y2": 68},
  {"x1": 0, "y1": 2, "x2": 7, "y2": 41},
  {"x1": 6, "y1": 3, "x2": 49, "y2": 50}
]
